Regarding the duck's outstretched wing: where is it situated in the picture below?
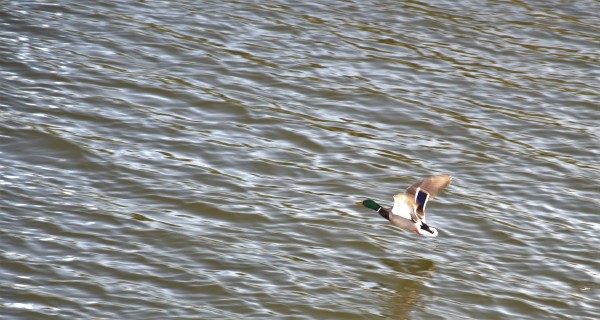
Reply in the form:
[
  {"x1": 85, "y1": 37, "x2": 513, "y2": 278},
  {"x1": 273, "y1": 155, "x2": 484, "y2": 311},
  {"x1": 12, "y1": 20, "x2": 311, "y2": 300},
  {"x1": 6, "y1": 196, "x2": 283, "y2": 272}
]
[
  {"x1": 404, "y1": 175, "x2": 452, "y2": 220},
  {"x1": 392, "y1": 193, "x2": 418, "y2": 222}
]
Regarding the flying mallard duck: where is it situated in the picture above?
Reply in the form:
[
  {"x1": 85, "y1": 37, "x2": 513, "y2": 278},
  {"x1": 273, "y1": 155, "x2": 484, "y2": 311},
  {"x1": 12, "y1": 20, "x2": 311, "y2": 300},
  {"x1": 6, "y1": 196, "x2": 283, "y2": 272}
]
[{"x1": 356, "y1": 175, "x2": 452, "y2": 237}]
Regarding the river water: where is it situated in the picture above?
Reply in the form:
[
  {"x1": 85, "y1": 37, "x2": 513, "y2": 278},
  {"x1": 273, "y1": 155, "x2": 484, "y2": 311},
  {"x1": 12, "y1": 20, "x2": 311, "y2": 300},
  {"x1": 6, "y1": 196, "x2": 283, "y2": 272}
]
[{"x1": 1, "y1": 1, "x2": 598, "y2": 319}]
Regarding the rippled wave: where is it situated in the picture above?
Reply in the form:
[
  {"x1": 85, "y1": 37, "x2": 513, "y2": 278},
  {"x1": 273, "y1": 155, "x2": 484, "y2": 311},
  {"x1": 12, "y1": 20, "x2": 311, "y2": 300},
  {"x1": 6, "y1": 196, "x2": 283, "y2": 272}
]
[{"x1": 1, "y1": 0, "x2": 598, "y2": 319}]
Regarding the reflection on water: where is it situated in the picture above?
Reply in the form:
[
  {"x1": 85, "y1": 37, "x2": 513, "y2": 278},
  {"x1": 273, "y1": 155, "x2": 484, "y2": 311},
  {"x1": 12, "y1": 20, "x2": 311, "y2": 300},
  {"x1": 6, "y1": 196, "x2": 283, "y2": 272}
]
[
  {"x1": 379, "y1": 258, "x2": 436, "y2": 319},
  {"x1": 381, "y1": 258, "x2": 436, "y2": 278}
]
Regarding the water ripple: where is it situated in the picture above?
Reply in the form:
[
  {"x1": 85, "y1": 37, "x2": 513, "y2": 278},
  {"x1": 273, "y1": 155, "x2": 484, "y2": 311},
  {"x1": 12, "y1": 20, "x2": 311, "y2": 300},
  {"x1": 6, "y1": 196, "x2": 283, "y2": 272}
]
[{"x1": 1, "y1": 0, "x2": 599, "y2": 319}]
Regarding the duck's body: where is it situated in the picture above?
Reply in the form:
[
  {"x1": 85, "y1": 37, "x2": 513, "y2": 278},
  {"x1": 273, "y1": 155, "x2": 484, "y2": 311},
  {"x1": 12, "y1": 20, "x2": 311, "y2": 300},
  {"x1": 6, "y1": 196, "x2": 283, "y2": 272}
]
[{"x1": 357, "y1": 175, "x2": 452, "y2": 237}]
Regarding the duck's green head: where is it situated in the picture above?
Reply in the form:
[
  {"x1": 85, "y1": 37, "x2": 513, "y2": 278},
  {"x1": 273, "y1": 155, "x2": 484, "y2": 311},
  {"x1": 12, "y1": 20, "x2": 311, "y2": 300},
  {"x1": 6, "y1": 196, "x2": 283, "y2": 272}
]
[{"x1": 356, "y1": 199, "x2": 381, "y2": 211}]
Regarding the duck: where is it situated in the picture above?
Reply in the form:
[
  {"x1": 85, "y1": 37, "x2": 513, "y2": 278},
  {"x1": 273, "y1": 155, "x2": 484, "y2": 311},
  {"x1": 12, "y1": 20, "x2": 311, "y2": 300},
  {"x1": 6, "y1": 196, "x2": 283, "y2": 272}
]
[{"x1": 356, "y1": 175, "x2": 452, "y2": 237}]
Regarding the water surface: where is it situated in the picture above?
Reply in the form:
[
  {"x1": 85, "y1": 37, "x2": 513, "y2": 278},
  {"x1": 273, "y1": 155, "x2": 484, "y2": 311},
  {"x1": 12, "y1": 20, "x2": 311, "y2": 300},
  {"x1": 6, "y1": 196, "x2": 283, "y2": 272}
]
[{"x1": 1, "y1": 0, "x2": 599, "y2": 319}]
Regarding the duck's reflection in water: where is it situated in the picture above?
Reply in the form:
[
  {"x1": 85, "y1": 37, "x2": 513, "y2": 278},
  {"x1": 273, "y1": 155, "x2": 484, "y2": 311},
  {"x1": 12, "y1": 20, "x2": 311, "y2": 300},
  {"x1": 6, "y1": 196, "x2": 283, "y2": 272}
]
[{"x1": 378, "y1": 258, "x2": 436, "y2": 319}]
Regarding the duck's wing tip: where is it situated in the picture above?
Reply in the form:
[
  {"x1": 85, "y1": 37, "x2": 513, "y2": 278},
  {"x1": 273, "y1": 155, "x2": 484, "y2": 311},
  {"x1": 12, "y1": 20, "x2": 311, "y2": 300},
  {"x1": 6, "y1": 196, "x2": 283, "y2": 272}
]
[{"x1": 405, "y1": 174, "x2": 452, "y2": 199}]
